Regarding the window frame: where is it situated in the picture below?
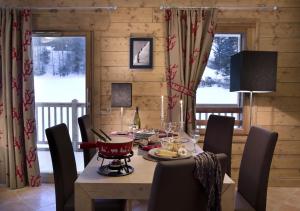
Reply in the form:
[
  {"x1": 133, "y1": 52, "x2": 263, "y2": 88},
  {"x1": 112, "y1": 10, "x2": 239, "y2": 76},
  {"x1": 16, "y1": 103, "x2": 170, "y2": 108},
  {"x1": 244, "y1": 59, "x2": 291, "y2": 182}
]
[{"x1": 196, "y1": 22, "x2": 257, "y2": 135}]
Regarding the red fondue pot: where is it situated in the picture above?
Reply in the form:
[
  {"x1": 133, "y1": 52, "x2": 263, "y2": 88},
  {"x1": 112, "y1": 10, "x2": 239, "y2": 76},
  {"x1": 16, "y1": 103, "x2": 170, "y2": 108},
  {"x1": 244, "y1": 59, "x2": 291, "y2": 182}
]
[{"x1": 80, "y1": 136, "x2": 133, "y2": 157}]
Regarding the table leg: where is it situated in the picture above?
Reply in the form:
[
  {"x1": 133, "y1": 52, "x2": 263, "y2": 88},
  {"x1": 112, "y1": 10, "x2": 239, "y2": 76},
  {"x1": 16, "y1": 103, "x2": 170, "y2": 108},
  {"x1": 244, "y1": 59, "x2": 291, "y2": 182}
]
[
  {"x1": 221, "y1": 183, "x2": 235, "y2": 211},
  {"x1": 75, "y1": 183, "x2": 93, "y2": 211}
]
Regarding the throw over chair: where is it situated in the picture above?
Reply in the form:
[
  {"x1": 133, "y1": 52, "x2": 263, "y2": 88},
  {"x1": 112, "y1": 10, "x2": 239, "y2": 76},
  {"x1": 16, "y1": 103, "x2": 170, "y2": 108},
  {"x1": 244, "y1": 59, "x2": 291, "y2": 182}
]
[
  {"x1": 148, "y1": 155, "x2": 227, "y2": 211},
  {"x1": 235, "y1": 126, "x2": 278, "y2": 211},
  {"x1": 203, "y1": 114, "x2": 235, "y2": 176},
  {"x1": 46, "y1": 123, "x2": 126, "y2": 211},
  {"x1": 78, "y1": 115, "x2": 97, "y2": 167}
]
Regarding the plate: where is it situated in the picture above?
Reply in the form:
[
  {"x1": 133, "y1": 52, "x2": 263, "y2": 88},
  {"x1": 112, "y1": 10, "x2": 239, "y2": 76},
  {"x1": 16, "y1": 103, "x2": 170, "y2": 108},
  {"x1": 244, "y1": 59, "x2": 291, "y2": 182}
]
[
  {"x1": 148, "y1": 148, "x2": 192, "y2": 161},
  {"x1": 134, "y1": 131, "x2": 155, "y2": 140},
  {"x1": 172, "y1": 137, "x2": 190, "y2": 143}
]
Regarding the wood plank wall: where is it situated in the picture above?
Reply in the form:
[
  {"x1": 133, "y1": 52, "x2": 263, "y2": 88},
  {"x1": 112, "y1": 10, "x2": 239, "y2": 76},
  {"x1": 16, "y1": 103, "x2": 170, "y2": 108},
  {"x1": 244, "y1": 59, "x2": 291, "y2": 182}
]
[{"x1": 0, "y1": 0, "x2": 299, "y2": 186}]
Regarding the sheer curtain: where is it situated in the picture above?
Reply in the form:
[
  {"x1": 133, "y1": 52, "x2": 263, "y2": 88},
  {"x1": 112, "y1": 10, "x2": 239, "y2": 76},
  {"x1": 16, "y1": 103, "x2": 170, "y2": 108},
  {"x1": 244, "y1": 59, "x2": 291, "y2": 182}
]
[
  {"x1": 165, "y1": 8, "x2": 218, "y2": 133},
  {"x1": 0, "y1": 9, "x2": 40, "y2": 189}
]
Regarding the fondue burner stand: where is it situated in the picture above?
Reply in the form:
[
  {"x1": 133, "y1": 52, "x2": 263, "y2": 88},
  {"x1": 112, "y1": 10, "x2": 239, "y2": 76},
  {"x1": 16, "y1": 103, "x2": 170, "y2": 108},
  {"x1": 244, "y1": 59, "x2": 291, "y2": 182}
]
[{"x1": 97, "y1": 151, "x2": 134, "y2": 177}]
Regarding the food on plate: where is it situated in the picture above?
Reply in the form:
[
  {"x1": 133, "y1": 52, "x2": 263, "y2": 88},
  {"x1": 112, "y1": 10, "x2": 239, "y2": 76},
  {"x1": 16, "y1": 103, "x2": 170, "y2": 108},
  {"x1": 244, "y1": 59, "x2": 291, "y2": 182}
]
[
  {"x1": 155, "y1": 149, "x2": 178, "y2": 158},
  {"x1": 177, "y1": 147, "x2": 188, "y2": 156},
  {"x1": 163, "y1": 142, "x2": 182, "y2": 152}
]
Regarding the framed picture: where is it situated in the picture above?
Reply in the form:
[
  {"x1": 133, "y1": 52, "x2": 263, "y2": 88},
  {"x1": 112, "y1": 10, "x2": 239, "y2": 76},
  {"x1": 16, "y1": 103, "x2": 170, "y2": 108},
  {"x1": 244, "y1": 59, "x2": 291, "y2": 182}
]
[
  {"x1": 111, "y1": 83, "x2": 132, "y2": 108},
  {"x1": 129, "y1": 37, "x2": 153, "y2": 69}
]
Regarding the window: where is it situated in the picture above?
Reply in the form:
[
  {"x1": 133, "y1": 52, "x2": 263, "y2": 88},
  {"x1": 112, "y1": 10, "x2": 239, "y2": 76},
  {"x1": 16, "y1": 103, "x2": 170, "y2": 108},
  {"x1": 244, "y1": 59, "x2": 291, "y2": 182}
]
[{"x1": 196, "y1": 33, "x2": 244, "y2": 129}]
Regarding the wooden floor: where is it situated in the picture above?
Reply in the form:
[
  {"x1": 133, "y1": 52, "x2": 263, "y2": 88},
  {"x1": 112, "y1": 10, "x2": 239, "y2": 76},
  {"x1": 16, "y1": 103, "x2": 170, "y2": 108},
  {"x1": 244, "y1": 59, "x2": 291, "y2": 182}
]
[{"x1": 0, "y1": 184, "x2": 299, "y2": 211}]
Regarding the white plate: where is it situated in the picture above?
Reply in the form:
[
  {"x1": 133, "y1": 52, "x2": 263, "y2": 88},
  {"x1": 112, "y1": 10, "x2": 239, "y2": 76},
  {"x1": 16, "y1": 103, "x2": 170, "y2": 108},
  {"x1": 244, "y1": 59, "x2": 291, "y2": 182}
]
[{"x1": 148, "y1": 148, "x2": 192, "y2": 160}]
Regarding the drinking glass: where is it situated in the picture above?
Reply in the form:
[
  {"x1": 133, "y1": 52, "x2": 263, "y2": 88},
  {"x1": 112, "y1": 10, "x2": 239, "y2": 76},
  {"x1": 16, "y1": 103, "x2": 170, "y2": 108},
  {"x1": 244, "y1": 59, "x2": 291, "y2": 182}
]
[
  {"x1": 190, "y1": 129, "x2": 200, "y2": 153},
  {"x1": 163, "y1": 122, "x2": 172, "y2": 139}
]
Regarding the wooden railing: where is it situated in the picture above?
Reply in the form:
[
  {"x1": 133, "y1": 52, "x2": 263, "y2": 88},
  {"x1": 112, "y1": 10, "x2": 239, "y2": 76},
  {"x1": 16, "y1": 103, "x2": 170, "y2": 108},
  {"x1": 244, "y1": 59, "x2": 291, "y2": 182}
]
[
  {"x1": 195, "y1": 105, "x2": 243, "y2": 129},
  {"x1": 35, "y1": 99, "x2": 86, "y2": 151}
]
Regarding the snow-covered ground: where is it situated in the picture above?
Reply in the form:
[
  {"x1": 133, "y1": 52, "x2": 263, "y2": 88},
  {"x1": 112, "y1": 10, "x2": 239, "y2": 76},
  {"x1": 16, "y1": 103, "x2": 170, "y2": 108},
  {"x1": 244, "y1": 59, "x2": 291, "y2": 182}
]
[
  {"x1": 197, "y1": 67, "x2": 238, "y2": 105},
  {"x1": 34, "y1": 73, "x2": 85, "y2": 103},
  {"x1": 133, "y1": 41, "x2": 150, "y2": 65},
  {"x1": 196, "y1": 86, "x2": 238, "y2": 104}
]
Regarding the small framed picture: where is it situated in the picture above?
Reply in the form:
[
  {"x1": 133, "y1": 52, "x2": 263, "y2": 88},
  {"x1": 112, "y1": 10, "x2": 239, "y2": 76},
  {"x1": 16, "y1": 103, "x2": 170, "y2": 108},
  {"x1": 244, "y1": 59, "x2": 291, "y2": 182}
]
[
  {"x1": 129, "y1": 37, "x2": 153, "y2": 69},
  {"x1": 111, "y1": 83, "x2": 132, "y2": 108}
]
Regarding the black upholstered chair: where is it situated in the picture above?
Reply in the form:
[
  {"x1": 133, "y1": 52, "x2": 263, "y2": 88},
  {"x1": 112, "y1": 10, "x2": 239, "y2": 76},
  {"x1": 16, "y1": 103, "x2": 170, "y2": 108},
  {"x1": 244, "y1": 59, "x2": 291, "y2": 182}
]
[
  {"x1": 235, "y1": 126, "x2": 278, "y2": 211},
  {"x1": 46, "y1": 123, "x2": 126, "y2": 211},
  {"x1": 203, "y1": 114, "x2": 235, "y2": 176},
  {"x1": 78, "y1": 115, "x2": 97, "y2": 167},
  {"x1": 148, "y1": 155, "x2": 227, "y2": 211}
]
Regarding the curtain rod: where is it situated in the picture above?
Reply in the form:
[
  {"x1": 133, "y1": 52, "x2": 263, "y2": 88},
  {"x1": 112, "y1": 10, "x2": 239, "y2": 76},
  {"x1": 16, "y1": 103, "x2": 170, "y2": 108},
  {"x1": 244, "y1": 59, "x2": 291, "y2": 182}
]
[
  {"x1": 3, "y1": 6, "x2": 118, "y2": 11},
  {"x1": 160, "y1": 4, "x2": 278, "y2": 11}
]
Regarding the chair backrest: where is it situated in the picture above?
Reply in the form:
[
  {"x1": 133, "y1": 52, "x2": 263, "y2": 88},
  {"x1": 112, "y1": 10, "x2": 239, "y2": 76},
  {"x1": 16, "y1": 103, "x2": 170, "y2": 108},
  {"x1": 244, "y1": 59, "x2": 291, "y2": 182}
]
[
  {"x1": 148, "y1": 155, "x2": 227, "y2": 211},
  {"x1": 203, "y1": 114, "x2": 235, "y2": 176},
  {"x1": 78, "y1": 115, "x2": 96, "y2": 167},
  {"x1": 45, "y1": 123, "x2": 77, "y2": 211},
  {"x1": 238, "y1": 126, "x2": 278, "y2": 211}
]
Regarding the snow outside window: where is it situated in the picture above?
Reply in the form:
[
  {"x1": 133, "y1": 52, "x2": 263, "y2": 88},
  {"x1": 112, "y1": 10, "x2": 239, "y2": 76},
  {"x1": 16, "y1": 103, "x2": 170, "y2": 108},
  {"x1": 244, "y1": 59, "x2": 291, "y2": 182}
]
[{"x1": 196, "y1": 34, "x2": 242, "y2": 106}]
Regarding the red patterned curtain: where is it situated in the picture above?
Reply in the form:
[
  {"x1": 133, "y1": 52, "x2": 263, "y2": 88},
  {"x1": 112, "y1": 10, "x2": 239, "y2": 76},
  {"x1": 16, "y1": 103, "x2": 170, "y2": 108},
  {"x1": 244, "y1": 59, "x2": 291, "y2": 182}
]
[
  {"x1": 165, "y1": 8, "x2": 217, "y2": 134},
  {"x1": 0, "y1": 9, "x2": 40, "y2": 189}
]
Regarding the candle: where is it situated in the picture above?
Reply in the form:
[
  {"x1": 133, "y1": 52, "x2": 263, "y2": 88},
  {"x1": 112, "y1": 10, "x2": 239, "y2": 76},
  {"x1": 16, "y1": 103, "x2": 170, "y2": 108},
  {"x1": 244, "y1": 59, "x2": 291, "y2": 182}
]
[
  {"x1": 180, "y1": 99, "x2": 183, "y2": 124},
  {"x1": 161, "y1": 96, "x2": 164, "y2": 120}
]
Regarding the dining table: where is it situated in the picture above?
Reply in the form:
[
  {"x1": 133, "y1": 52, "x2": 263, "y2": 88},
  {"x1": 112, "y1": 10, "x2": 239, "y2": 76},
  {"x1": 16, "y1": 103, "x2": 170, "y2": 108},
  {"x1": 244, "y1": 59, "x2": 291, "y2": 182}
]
[{"x1": 75, "y1": 135, "x2": 235, "y2": 211}]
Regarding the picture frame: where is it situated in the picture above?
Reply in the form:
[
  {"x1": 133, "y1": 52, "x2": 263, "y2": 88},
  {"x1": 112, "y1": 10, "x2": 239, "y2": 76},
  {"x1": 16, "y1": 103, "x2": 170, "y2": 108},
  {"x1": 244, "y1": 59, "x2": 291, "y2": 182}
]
[
  {"x1": 129, "y1": 37, "x2": 153, "y2": 69},
  {"x1": 111, "y1": 83, "x2": 132, "y2": 108}
]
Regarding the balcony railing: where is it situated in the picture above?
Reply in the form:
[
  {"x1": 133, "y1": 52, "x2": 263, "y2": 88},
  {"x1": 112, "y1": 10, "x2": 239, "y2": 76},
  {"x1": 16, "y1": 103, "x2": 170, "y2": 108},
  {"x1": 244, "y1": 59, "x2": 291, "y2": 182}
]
[
  {"x1": 35, "y1": 102, "x2": 242, "y2": 151},
  {"x1": 35, "y1": 99, "x2": 86, "y2": 151},
  {"x1": 195, "y1": 105, "x2": 243, "y2": 129}
]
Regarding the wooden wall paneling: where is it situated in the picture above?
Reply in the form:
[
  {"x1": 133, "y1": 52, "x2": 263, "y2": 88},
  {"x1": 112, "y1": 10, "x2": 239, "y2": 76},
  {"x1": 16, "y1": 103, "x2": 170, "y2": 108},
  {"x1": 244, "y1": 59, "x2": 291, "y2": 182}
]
[
  {"x1": 101, "y1": 67, "x2": 165, "y2": 82},
  {"x1": 110, "y1": 8, "x2": 153, "y2": 23},
  {"x1": 32, "y1": 11, "x2": 110, "y2": 31},
  {"x1": 232, "y1": 155, "x2": 300, "y2": 169},
  {"x1": 219, "y1": 8, "x2": 300, "y2": 23},
  {"x1": 100, "y1": 81, "x2": 166, "y2": 96},
  {"x1": 277, "y1": 68, "x2": 300, "y2": 83},
  {"x1": 278, "y1": 53, "x2": 300, "y2": 67},
  {"x1": 100, "y1": 23, "x2": 165, "y2": 37},
  {"x1": 231, "y1": 168, "x2": 300, "y2": 187},
  {"x1": 256, "y1": 111, "x2": 300, "y2": 126},
  {"x1": 232, "y1": 141, "x2": 300, "y2": 155},
  {"x1": 101, "y1": 110, "x2": 160, "y2": 128},
  {"x1": 256, "y1": 96, "x2": 300, "y2": 112},
  {"x1": 260, "y1": 23, "x2": 300, "y2": 38},
  {"x1": 259, "y1": 38, "x2": 300, "y2": 52},
  {"x1": 263, "y1": 126, "x2": 300, "y2": 141},
  {"x1": 274, "y1": 83, "x2": 300, "y2": 97},
  {"x1": 3, "y1": 0, "x2": 300, "y2": 8},
  {"x1": 100, "y1": 95, "x2": 162, "y2": 111},
  {"x1": 100, "y1": 51, "x2": 165, "y2": 67},
  {"x1": 100, "y1": 37, "x2": 165, "y2": 52}
]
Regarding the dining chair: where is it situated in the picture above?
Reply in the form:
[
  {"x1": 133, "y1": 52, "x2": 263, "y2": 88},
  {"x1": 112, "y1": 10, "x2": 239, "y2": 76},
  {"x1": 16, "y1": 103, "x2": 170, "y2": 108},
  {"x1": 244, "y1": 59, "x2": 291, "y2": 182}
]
[
  {"x1": 203, "y1": 114, "x2": 235, "y2": 176},
  {"x1": 78, "y1": 115, "x2": 97, "y2": 167},
  {"x1": 235, "y1": 126, "x2": 278, "y2": 211},
  {"x1": 46, "y1": 123, "x2": 126, "y2": 211},
  {"x1": 148, "y1": 155, "x2": 227, "y2": 211}
]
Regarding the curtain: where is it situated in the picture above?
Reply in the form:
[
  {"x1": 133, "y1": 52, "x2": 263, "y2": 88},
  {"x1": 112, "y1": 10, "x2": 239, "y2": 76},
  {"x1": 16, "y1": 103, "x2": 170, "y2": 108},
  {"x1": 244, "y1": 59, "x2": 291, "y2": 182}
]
[
  {"x1": 165, "y1": 8, "x2": 217, "y2": 134},
  {"x1": 0, "y1": 9, "x2": 40, "y2": 189}
]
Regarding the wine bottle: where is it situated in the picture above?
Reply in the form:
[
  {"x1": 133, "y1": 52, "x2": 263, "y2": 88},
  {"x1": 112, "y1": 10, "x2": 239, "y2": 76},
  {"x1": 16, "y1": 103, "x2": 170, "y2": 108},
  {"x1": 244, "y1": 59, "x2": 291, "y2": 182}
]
[{"x1": 133, "y1": 107, "x2": 141, "y2": 129}]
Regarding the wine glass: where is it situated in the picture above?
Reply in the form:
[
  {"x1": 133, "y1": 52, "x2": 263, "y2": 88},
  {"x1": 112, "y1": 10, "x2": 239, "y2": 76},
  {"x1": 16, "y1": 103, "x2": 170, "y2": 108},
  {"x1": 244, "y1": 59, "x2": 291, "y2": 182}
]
[
  {"x1": 190, "y1": 129, "x2": 200, "y2": 153},
  {"x1": 163, "y1": 122, "x2": 172, "y2": 139}
]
